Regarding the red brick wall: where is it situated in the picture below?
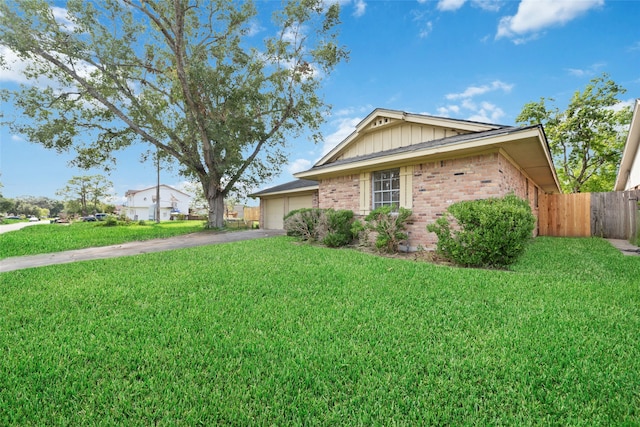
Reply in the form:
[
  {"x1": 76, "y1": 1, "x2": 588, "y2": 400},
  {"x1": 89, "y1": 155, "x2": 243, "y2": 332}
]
[
  {"x1": 318, "y1": 174, "x2": 360, "y2": 211},
  {"x1": 316, "y1": 152, "x2": 541, "y2": 250},
  {"x1": 409, "y1": 154, "x2": 503, "y2": 248}
]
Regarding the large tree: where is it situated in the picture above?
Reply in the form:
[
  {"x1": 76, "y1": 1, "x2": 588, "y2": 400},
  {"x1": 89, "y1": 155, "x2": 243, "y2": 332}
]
[
  {"x1": 56, "y1": 175, "x2": 113, "y2": 215},
  {"x1": 516, "y1": 74, "x2": 632, "y2": 193},
  {"x1": 0, "y1": 0, "x2": 347, "y2": 227}
]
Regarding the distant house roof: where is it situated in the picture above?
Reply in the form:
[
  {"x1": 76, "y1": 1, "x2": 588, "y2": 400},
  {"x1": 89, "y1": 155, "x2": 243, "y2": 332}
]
[
  {"x1": 250, "y1": 179, "x2": 318, "y2": 197},
  {"x1": 125, "y1": 184, "x2": 191, "y2": 198}
]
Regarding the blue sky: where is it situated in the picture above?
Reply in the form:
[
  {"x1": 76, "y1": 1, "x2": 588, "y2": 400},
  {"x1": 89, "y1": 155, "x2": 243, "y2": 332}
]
[{"x1": 1, "y1": 0, "x2": 639, "y2": 204}]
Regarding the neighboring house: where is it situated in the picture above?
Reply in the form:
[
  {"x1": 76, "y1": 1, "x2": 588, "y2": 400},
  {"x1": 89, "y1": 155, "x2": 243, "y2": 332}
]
[
  {"x1": 252, "y1": 108, "x2": 561, "y2": 250},
  {"x1": 124, "y1": 184, "x2": 191, "y2": 221},
  {"x1": 614, "y1": 99, "x2": 640, "y2": 191}
]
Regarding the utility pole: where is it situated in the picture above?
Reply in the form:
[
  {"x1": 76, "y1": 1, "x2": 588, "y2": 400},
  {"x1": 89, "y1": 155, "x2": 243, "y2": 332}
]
[{"x1": 155, "y1": 148, "x2": 160, "y2": 223}]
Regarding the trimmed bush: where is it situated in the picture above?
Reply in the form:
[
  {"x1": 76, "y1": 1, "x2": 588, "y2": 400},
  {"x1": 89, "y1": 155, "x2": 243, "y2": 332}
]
[
  {"x1": 283, "y1": 208, "x2": 325, "y2": 241},
  {"x1": 427, "y1": 194, "x2": 536, "y2": 268},
  {"x1": 284, "y1": 208, "x2": 356, "y2": 247},
  {"x1": 364, "y1": 205, "x2": 412, "y2": 253}
]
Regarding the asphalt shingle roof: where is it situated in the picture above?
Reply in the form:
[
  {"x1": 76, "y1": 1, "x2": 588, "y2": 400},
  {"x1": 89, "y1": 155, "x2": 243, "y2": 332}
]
[{"x1": 250, "y1": 179, "x2": 318, "y2": 197}]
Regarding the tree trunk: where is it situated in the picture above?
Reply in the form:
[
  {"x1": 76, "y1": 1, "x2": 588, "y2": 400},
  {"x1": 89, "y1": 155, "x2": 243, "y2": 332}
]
[{"x1": 204, "y1": 179, "x2": 225, "y2": 228}]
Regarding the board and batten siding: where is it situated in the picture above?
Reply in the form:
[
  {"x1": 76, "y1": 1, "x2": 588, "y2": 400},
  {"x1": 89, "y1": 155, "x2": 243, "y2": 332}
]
[{"x1": 340, "y1": 123, "x2": 466, "y2": 160}]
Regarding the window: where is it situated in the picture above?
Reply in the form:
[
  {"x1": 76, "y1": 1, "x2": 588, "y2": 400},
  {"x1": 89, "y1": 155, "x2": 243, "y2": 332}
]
[{"x1": 372, "y1": 168, "x2": 400, "y2": 209}]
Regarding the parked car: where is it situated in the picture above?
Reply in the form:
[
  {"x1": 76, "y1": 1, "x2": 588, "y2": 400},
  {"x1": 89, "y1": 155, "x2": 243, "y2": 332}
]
[
  {"x1": 82, "y1": 216, "x2": 97, "y2": 222},
  {"x1": 4, "y1": 215, "x2": 21, "y2": 220},
  {"x1": 28, "y1": 216, "x2": 39, "y2": 222},
  {"x1": 95, "y1": 213, "x2": 107, "y2": 221}
]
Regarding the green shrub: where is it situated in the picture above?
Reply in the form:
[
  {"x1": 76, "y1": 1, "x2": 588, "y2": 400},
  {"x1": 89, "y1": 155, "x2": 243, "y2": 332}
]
[
  {"x1": 283, "y1": 208, "x2": 325, "y2": 241},
  {"x1": 322, "y1": 209, "x2": 355, "y2": 247},
  {"x1": 284, "y1": 208, "x2": 356, "y2": 247},
  {"x1": 364, "y1": 205, "x2": 412, "y2": 253},
  {"x1": 103, "y1": 217, "x2": 118, "y2": 227},
  {"x1": 427, "y1": 194, "x2": 536, "y2": 268},
  {"x1": 350, "y1": 219, "x2": 367, "y2": 245}
]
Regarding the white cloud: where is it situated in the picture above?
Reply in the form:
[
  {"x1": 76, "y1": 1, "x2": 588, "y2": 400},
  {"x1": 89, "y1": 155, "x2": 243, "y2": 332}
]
[
  {"x1": 437, "y1": 0, "x2": 502, "y2": 12},
  {"x1": 418, "y1": 21, "x2": 434, "y2": 38},
  {"x1": 445, "y1": 80, "x2": 513, "y2": 100},
  {"x1": 287, "y1": 158, "x2": 312, "y2": 174},
  {"x1": 437, "y1": 105, "x2": 460, "y2": 117},
  {"x1": 566, "y1": 62, "x2": 606, "y2": 78},
  {"x1": 322, "y1": 116, "x2": 362, "y2": 156},
  {"x1": 473, "y1": 0, "x2": 503, "y2": 12},
  {"x1": 496, "y1": 0, "x2": 604, "y2": 42},
  {"x1": 440, "y1": 80, "x2": 511, "y2": 123},
  {"x1": 51, "y1": 7, "x2": 78, "y2": 32},
  {"x1": 437, "y1": 0, "x2": 467, "y2": 12},
  {"x1": 467, "y1": 101, "x2": 505, "y2": 123},
  {"x1": 0, "y1": 46, "x2": 32, "y2": 85},
  {"x1": 247, "y1": 21, "x2": 264, "y2": 37},
  {"x1": 353, "y1": 0, "x2": 366, "y2": 17}
]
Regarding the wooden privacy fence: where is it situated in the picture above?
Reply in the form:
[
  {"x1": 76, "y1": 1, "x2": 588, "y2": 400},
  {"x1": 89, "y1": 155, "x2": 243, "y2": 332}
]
[{"x1": 539, "y1": 190, "x2": 640, "y2": 240}]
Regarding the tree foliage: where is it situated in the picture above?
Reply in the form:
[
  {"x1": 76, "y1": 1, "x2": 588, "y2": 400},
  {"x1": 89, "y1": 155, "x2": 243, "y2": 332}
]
[
  {"x1": 0, "y1": 0, "x2": 348, "y2": 227},
  {"x1": 516, "y1": 74, "x2": 632, "y2": 193},
  {"x1": 56, "y1": 175, "x2": 113, "y2": 215}
]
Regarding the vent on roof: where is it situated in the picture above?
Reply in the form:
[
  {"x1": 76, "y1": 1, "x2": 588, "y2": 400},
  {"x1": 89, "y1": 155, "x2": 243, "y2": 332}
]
[{"x1": 371, "y1": 117, "x2": 392, "y2": 128}]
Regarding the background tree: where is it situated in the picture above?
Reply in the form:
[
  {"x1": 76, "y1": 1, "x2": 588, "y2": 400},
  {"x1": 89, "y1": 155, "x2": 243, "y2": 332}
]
[
  {"x1": 0, "y1": 0, "x2": 347, "y2": 228},
  {"x1": 16, "y1": 196, "x2": 64, "y2": 217},
  {"x1": 56, "y1": 175, "x2": 113, "y2": 216},
  {"x1": 516, "y1": 74, "x2": 632, "y2": 193}
]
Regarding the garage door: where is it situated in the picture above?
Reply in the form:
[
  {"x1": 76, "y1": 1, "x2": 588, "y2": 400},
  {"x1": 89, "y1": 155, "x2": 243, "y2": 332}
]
[
  {"x1": 263, "y1": 194, "x2": 314, "y2": 229},
  {"x1": 264, "y1": 198, "x2": 285, "y2": 229},
  {"x1": 288, "y1": 194, "x2": 314, "y2": 212}
]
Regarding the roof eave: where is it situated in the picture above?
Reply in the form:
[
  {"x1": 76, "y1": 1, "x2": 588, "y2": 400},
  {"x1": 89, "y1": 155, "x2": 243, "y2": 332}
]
[
  {"x1": 614, "y1": 99, "x2": 640, "y2": 191},
  {"x1": 296, "y1": 126, "x2": 562, "y2": 194},
  {"x1": 249, "y1": 185, "x2": 319, "y2": 198}
]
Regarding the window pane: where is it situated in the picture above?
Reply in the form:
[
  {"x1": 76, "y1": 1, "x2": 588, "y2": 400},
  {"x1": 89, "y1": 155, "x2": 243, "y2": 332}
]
[{"x1": 372, "y1": 168, "x2": 401, "y2": 209}]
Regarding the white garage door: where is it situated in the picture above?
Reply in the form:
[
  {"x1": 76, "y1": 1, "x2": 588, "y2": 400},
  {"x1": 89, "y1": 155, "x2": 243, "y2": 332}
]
[
  {"x1": 288, "y1": 194, "x2": 314, "y2": 212},
  {"x1": 264, "y1": 198, "x2": 285, "y2": 229},
  {"x1": 263, "y1": 194, "x2": 314, "y2": 229}
]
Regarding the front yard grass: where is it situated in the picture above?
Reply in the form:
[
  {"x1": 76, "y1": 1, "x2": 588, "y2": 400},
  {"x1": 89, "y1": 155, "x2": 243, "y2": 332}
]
[
  {"x1": 0, "y1": 220, "x2": 207, "y2": 259},
  {"x1": 1, "y1": 236, "x2": 639, "y2": 425}
]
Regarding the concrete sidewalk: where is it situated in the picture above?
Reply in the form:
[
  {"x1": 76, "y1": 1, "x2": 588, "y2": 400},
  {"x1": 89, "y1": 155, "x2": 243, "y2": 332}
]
[
  {"x1": 1, "y1": 229, "x2": 286, "y2": 273},
  {"x1": 607, "y1": 239, "x2": 640, "y2": 256}
]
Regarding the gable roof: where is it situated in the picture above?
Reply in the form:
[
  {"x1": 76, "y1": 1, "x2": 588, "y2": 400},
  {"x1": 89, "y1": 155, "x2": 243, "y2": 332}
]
[
  {"x1": 316, "y1": 108, "x2": 506, "y2": 167},
  {"x1": 125, "y1": 184, "x2": 191, "y2": 198},
  {"x1": 614, "y1": 99, "x2": 640, "y2": 191},
  {"x1": 249, "y1": 179, "x2": 318, "y2": 197},
  {"x1": 295, "y1": 109, "x2": 561, "y2": 194}
]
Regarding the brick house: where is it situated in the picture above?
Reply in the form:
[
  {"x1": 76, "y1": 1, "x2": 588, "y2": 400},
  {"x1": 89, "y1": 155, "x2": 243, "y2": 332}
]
[{"x1": 252, "y1": 108, "x2": 561, "y2": 250}]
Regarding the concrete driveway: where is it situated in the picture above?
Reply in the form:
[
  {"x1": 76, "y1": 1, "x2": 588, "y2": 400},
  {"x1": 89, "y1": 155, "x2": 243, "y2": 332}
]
[
  {"x1": 0, "y1": 229, "x2": 286, "y2": 273},
  {"x1": 0, "y1": 219, "x2": 50, "y2": 234}
]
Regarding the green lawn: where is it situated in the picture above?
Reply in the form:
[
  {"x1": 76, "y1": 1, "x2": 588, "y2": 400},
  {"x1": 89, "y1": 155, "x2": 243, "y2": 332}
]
[
  {"x1": 0, "y1": 220, "x2": 208, "y2": 259},
  {"x1": 1, "y1": 236, "x2": 639, "y2": 425}
]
